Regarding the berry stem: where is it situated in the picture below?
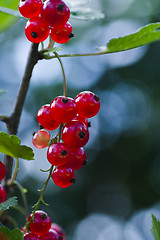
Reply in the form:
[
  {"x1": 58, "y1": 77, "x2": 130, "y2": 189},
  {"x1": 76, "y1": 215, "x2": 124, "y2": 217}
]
[
  {"x1": 9, "y1": 157, "x2": 19, "y2": 185},
  {"x1": 47, "y1": 35, "x2": 55, "y2": 50},
  {"x1": 14, "y1": 181, "x2": 29, "y2": 218},
  {"x1": 25, "y1": 165, "x2": 54, "y2": 230},
  {"x1": 54, "y1": 52, "x2": 67, "y2": 97}
]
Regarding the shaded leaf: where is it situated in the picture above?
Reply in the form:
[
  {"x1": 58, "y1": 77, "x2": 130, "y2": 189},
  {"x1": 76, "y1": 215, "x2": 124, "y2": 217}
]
[
  {"x1": 0, "y1": 132, "x2": 34, "y2": 160},
  {"x1": 0, "y1": 227, "x2": 24, "y2": 240},
  {"x1": 0, "y1": 197, "x2": 18, "y2": 211},
  {"x1": 151, "y1": 214, "x2": 160, "y2": 240},
  {"x1": 71, "y1": 8, "x2": 105, "y2": 20},
  {"x1": 99, "y1": 23, "x2": 160, "y2": 53}
]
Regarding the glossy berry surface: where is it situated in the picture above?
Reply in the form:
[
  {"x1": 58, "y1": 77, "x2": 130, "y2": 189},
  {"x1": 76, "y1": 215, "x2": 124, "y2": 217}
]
[
  {"x1": 28, "y1": 210, "x2": 51, "y2": 236},
  {"x1": 19, "y1": 0, "x2": 43, "y2": 18},
  {"x1": 37, "y1": 104, "x2": 60, "y2": 131},
  {"x1": 73, "y1": 114, "x2": 88, "y2": 127},
  {"x1": 62, "y1": 120, "x2": 89, "y2": 148},
  {"x1": 47, "y1": 142, "x2": 71, "y2": 166},
  {"x1": 0, "y1": 161, "x2": 6, "y2": 181},
  {"x1": 32, "y1": 129, "x2": 50, "y2": 149},
  {"x1": 75, "y1": 91, "x2": 100, "y2": 118},
  {"x1": 0, "y1": 185, "x2": 6, "y2": 203},
  {"x1": 40, "y1": 229, "x2": 59, "y2": 240},
  {"x1": 24, "y1": 232, "x2": 40, "y2": 240},
  {"x1": 52, "y1": 166, "x2": 75, "y2": 188},
  {"x1": 50, "y1": 96, "x2": 77, "y2": 123},
  {"x1": 25, "y1": 17, "x2": 50, "y2": 43},
  {"x1": 51, "y1": 223, "x2": 66, "y2": 240},
  {"x1": 51, "y1": 22, "x2": 73, "y2": 44},
  {"x1": 64, "y1": 147, "x2": 86, "y2": 170},
  {"x1": 41, "y1": 0, "x2": 70, "y2": 27}
]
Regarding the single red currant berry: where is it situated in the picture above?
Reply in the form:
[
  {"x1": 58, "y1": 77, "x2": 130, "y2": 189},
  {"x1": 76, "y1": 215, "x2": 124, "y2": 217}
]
[
  {"x1": 24, "y1": 232, "x2": 40, "y2": 240},
  {"x1": 51, "y1": 223, "x2": 66, "y2": 240},
  {"x1": 73, "y1": 114, "x2": 88, "y2": 128},
  {"x1": 64, "y1": 147, "x2": 86, "y2": 170},
  {"x1": 0, "y1": 185, "x2": 6, "y2": 203},
  {"x1": 40, "y1": 229, "x2": 59, "y2": 240},
  {"x1": 62, "y1": 120, "x2": 89, "y2": 148},
  {"x1": 28, "y1": 210, "x2": 51, "y2": 236},
  {"x1": 32, "y1": 129, "x2": 50, "y2": 149},
  {"x1": 50, "y1": 96, "x2": 77, "y2": 123},
  {"x1": 19, "y1": 0, "x2": 43, "y2": 18},
  {"x1": 50, "y1": 22, "x2": 74, "y2": 44},
  {"x1": 25, "y1": 17, "x2": 50, "y2": 43},
  {"x1": 37, "y1": 104, "x2": 60, "y2": 131},
  {"x1": 0, "y1": 161, "x2": 6, "y2": 181},
  {"x1": 41, "y1": 0, "x2": 70, "y2": 27},
  {"x1": 47, "y1": 142, "x2": 71, "y2": 166},
  {"x1": 75, "y1": 91, "x2": 100, "y2": 118},
  {"x1": 52, "y1": 166, "x2": 75, "y2": 188}
]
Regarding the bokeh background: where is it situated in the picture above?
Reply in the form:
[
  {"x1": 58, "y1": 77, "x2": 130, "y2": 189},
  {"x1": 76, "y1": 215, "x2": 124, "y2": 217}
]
[{"x1": 1, "y1": 0, "x2": 160, "y2": 239}]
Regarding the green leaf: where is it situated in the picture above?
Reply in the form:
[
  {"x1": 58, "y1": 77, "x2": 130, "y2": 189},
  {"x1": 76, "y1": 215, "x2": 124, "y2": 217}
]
[
  {"x1": 151, "y1": 214, "x2": 160, "y2": 240},
  {"x1": 0, "y1": 132, "x2": 34, "y2": 160},
  {"x1": 0, "y1": 0, "x2": 19, "y2": 32},
  {"x1": 101, "y1": 23, "x2": 160, "y2": 53},
  {"x1": 0, "y1": 227, "x2": 24, "y2": 240},
  {"x1": 70, "y1": 8, "x2": 105, "y2": 20},
  {"x1": 0, "y1": 197, "x2": 18, "y2": 211}
]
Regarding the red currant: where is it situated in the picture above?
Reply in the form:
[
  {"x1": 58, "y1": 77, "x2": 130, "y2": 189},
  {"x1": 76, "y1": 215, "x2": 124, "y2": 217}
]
[
  {"x1": 0, "y1": 185, "x2": 6, "y2": 203},
  {"x1": 52, "y1": 166, "x2": 75, "y2": 188},
  {"x1": 47, "y1": 142, "x2": 71, "y2": 166},
  {"x1": 73, "y1": 114, "x2": 88, "y2": 128},
  {"x1": 28, "y1": 210, "x2": 51, "y2": 236},
  {"x1": 32, "y1": 129, "x2": 50, "y2": 149},
  {"x1": 24, "y1": 232, "x2": 40, "y2": 240},
  {"x1": 41, "y1": 0, "x2": 70, "y2": 27},
  {"x1": 62, "y1": 120, "x2": 89, "y2": 148},
  {"x1": 64, "y1": 147, "x2": 86, "y2": 170},
  {"x1": 51, "y1": 223, "x2": 66, "y2": 240},
  {"x1": 40, "y1": 229, "x2": 59, "y2": 240},
  {"x1": 50, "y1": 22, "x2": 74, "y2": 44},
  {"x1": 37, "y1": 104, "x2": 60, "y2": 131},
  {"x1": 19, "y1": 0, "x2": 43, "y2": 18},
  {"x1": 0, "y1": 161, "x2": 6, "y2": 181},
  {"x1": 25, "y1": 17, "x2": 50, "y2": 43},
  {"x1": 50, "y1": 96, "x2": 77, "y2": 123},
  {"x1": 75, "y1": 91, "x2": 100, "y2": 118}
]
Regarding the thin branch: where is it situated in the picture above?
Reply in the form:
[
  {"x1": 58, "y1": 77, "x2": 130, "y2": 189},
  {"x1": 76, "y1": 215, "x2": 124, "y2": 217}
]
[{"x1": 4, "y1": 43, "x2": 41, "y2": 184}]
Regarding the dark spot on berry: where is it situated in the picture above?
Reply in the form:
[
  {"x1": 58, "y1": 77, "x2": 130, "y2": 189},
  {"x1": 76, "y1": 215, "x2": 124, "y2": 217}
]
[
  {"x1": 88, "y1": 122, "x2": 91, "y2": 128},
  {"x1": 68, "y1": 33, "x2": 74, "y2": 39},
  {"x1": 70, "y1": 178, "x2": 76, "y2": 183},
  {"x1": 32, "y1": 131, "x2": 36, "y2": 136},
  {"x1": 62, "y1": 97, "x2": 68, "y2": 104},
  {"x1": 61, "y1": 149, "x2": 67, "y2": 156},
  {"x1": 40, "y1": 213, "x2": 47, "y2": 220},
  {"x1": 94, "y1": 94, "x2": 100, "y2": 102},
  {"x1": 83, "y1": 159, "x2": 88, "y2": 166},
  {"x1": 59, "y1": 236, "x2": 63, "y2": 240},
  {"x1": 57, "y1": 3, "x2": 65, "y2": 11},
  {"x1": 31, "y1": 32, "x2": 38, "y2": 38},
  {"x1": 79, "y1": 131, "x2": 86, "y2": 139},
  {"x1": 21, "y1": 0, "x2": 25, "y2": 1}
]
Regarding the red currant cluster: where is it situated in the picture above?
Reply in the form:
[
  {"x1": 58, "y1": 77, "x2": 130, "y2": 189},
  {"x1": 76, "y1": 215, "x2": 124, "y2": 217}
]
[
  {"x1": 19, "y1": 0, "x2": 73, "y2": 44},
  {"x1": 23, "y1": 210, "x2": 65, "y2": 240},
  {"x1": 0, "y1": 161, "x2": 6, "y2": 203},
  {"x1": 33, "y1": 91, "x2": 100, "y2": 188}
]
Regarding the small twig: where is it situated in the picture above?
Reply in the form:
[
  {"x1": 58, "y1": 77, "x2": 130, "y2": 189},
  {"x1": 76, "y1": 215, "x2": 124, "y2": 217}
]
[
  {"x1": 9, "y1": 158, "x2": 19, "y2": 185},
  {"x1": 54, "y1": 52, "x2": 67, "y2": 97}
]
